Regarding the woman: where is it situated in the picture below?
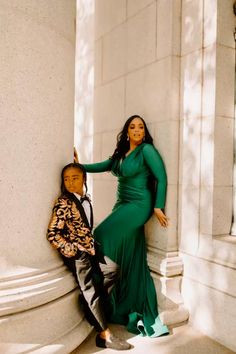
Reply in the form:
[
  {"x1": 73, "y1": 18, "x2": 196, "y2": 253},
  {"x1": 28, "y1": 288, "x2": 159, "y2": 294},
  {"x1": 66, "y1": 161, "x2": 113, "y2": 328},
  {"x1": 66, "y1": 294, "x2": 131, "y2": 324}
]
[{"x1": 75, "y1": 115, "x2": 169, "y2": 337}]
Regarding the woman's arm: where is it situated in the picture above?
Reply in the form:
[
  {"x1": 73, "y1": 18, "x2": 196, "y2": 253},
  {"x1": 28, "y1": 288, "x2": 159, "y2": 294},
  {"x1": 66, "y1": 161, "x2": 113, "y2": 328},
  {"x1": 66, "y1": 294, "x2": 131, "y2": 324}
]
[
  {"x1": 143, "y1": 144, "x2": 167, "y2": 208},
  {"x1": 74, "y1": 147, "x2": 113, "y2": 173},
  {"x1": 83, "y1": 159, "x2": 113, "y2": 173},
  {"x1": 143, "y1": 144, "x2": 169, "y2": 227}
]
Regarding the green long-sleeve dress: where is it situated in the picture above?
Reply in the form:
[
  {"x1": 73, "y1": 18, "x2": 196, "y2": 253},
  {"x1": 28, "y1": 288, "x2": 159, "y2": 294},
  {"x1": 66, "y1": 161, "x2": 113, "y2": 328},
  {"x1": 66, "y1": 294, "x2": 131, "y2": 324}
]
[{"x1": 83, "y1": 143, "x2": 169, "y2": 337}]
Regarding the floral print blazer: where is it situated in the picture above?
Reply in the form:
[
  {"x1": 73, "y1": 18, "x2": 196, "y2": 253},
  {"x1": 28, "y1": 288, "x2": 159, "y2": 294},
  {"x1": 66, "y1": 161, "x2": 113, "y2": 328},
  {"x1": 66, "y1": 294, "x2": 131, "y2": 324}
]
[{"x1": 47, "y1": 195, "x2": 94, "y2": 258}]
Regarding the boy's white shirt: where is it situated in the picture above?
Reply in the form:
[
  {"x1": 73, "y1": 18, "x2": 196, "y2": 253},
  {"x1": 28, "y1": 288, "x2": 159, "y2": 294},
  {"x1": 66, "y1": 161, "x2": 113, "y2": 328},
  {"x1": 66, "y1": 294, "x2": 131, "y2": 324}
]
[{"x1": 73, "y1": 193, "x2": 91, "y2": 228}]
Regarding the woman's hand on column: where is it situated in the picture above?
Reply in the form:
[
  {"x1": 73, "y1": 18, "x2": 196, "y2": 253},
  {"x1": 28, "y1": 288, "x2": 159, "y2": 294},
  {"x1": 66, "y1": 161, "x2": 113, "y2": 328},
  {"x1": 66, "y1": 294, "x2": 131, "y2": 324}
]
[
  {"x1": 74, "y1": 147, "x2": 79, "y2": 163},
  {"x1": 154, "y1": 208, "x2": 169, "y2": 228}
]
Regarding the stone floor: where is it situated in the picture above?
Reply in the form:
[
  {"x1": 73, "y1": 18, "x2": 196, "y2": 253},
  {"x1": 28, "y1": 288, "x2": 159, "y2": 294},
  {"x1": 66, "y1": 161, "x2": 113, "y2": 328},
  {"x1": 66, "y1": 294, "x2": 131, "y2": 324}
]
[{"x1": 71, "y1": 323, "x2": 235, "y2": 354}]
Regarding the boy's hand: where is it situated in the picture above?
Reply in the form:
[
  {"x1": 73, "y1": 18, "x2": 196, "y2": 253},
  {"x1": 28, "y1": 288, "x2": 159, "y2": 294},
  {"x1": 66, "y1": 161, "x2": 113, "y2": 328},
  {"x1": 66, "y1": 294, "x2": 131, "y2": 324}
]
[
  {"x1": 89, "y1": 248, "x2": 95, "y2": 256},
  {"x1": 78, "y1": 244, "x2": 95, "y2": 256}
]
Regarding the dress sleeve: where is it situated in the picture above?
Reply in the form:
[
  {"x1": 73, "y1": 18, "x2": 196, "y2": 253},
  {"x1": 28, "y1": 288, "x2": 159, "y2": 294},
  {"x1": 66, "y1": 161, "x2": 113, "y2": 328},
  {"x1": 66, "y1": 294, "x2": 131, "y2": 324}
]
[
  {"x1": 142, "y1": 144, "x2": 167, "y2": 209},
  {"x1": 83, "y1": 159, "x2": 113, "y2": 173}
]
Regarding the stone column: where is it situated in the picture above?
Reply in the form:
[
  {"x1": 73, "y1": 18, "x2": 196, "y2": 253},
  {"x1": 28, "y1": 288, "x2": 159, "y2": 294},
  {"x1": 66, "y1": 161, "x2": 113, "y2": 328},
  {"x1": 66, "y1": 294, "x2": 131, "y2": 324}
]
[{"x1": 0, "y1": 1, "x2": 91, "y2": 353}]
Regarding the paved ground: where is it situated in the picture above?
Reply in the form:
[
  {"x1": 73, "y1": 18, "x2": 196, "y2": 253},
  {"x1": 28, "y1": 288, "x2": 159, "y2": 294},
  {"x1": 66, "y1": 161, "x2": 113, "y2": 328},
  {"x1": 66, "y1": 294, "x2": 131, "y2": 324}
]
[{"x1": 71, "y1": 323, "x2": 235, "y2": 354}]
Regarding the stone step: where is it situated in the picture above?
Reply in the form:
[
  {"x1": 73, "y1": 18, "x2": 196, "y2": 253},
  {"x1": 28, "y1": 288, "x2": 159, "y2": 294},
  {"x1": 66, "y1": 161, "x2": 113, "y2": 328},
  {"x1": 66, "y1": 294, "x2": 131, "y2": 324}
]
[{"x1": 71, "y1": 323, "x2": 235, "y2": 354}]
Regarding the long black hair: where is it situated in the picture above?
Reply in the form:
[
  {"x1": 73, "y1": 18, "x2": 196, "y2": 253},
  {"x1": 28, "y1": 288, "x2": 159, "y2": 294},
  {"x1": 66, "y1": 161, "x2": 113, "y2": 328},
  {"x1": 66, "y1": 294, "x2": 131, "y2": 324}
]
[
  {"x1": 61, "y1": 163, "x2": 88, "y2": 195},
  {"x1": 111, "y1": 115, "x2": 153, "y2": 160}
]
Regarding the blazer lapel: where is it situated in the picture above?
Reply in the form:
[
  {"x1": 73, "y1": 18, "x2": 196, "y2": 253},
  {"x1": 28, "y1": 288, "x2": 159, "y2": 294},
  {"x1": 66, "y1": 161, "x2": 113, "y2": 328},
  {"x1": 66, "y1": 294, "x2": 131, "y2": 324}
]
[
  {"x1": 67, "y1": 193, "x2": 91, "y2": 229},
  {"x1": 89, "y1": 201, "x2": 94, "y2": 229}
]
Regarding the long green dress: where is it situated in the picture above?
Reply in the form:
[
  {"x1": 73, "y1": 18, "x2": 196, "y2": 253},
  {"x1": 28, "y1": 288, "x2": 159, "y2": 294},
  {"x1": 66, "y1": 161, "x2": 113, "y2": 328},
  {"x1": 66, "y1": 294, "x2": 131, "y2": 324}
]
[{"x1": 83, "y1": 143, "x2": 169, "y2": 337}]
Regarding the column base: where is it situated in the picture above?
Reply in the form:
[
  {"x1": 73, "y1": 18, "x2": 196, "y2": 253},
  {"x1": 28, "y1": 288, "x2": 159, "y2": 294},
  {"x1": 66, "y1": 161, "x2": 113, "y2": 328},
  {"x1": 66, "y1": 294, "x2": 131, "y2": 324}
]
[
  {"x1": 0, "y1": 265, "x2": 93, "y2": 353},
  {"x1": 0, "y1": 289, "x2": 93, "y2": 354},
  {"x1": 148, "y1": 248, "x2": 189, "y2": 326}
]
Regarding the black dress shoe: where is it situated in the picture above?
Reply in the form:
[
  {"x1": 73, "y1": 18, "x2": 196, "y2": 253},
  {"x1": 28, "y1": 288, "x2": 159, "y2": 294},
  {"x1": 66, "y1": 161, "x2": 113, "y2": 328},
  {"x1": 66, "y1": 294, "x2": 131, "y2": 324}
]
[{"x1": 95, "y1": 334, "x2": 132, "y2": 350}]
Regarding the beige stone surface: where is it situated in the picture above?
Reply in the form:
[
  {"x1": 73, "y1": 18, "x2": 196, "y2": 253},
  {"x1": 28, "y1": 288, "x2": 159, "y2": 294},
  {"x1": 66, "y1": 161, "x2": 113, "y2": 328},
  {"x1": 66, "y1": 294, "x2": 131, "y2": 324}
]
[
  {"x1": 94, "y1": 38, "x2": 102, "y2": 87},
  {"x1": 75, "y1": 51, "x2": 94, "y2": 102},
  {"x1": 94, "y1": 78, "x2": 125, "y2": 133},
  {"x1": 214, "y1": 117, "x2": 234, "y2": 186},
  {"x1": 127, "y1": 0, "x2": 154, "y2": 18},
  {"x1": 72, "y1": 324, "x2": 235, "y2": 354},
  {"x1": 101, "y1": 130, "x2": 119, "y2": 159},
  {"x1": 0, "y1": 0, "x2": 75, "y2": 269},
  {"x1": 182, "y1": 276, "x2": 236, "y2": 353},
  {"x1": 215, "y1": 45, "x2": 235, "y2": 119},
  {"x1": 181, "y1": 116, "x2": 201, "y2": 186},
  {"x1": 92, "y1": 133, "x2": 103, "y2": 162},
  {"x1": 126, "y1": 57, "x2": 180, "y2": 121},
  {"x1": 156, "y1": 0, "x2": 181, "y2": 59},
  {"x1": 198, "y1": 235, "x2": 236, "y2": 267},
  {"x1": 95, "y1": 0, "x2": 126, "y2": 39},
  {"x1": 200, "y1": 117, "x2": 214, "y2": 186},
  {"x1": 93, "y1": 179, "x2": 117, "y2": 223},
  {"x1": 0, "y1": 289, "x2": 90, "y2": 347},
  {"x1": 181, "y1": 51, "x2": 203, "y2": 119},
  {"x1": 0, "y1": 0, "x2": 75, "y2": 42},
  {"x1": 127, "y1": 2, "x2": 156, "y2": 72},
  {"x1": 203, "y1": 0, "x2": 217, "y2": 47},
  {"x1": 0, "y1": 1, "x2": 93, "y2": 352},
  {"x1": 181, "y1": 253, "x2": 236, "y2": 297},
  {"x1": 181, "y1": 0, "x2": 203, "y2": 55},
  {"x1": 179, "y1": 185, "x2": 200, "y2": 254},
  {"x1": 102, "y1": 24, "x2": 126, "y2": 82},
  {"x1": 212, "y1": 186, "x2": 233, "y2": 235},
  {"x1": 76, "y1": 0, "x2": 94, "y2": 58},
  {"x1": 217, "y1": 0, "x2": 236, "y2": 48},
  {"x1": 154, "y1": 120, "x2": 179, "y2": 185},
  {"x1": 200, "y1": 186, "x2": 214, "y2": 235},
  {"x1": 202, "y1": 45, "x2": 216, "y2": 117}
]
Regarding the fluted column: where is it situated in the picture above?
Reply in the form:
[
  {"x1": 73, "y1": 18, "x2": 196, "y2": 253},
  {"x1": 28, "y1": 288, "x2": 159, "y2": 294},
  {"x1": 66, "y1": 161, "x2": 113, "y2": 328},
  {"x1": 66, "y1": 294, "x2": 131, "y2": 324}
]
[{"x1": 0, "y1": 1, "x2": 91, "y2": 353}]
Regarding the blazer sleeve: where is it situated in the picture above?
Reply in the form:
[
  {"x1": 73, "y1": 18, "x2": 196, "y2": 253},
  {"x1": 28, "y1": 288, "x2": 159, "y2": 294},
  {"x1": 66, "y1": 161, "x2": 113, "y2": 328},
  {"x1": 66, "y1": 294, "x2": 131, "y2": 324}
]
[
  {"x1": 142, "y1": 144, "x2": 167, "y2": 209},
  {"x1": 46, "y1": 197, "x2": 94, "y2": 257}
]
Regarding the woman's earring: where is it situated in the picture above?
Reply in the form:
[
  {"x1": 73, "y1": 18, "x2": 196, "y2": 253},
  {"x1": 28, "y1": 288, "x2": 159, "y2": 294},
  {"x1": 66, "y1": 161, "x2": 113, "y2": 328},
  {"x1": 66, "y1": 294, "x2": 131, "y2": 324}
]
[
  {"x1": 127, "y1": 135, "x2": 129, "y2": 141},
  {"x1": 143, "y1": 136, "x2": 145, "y2": 142}
]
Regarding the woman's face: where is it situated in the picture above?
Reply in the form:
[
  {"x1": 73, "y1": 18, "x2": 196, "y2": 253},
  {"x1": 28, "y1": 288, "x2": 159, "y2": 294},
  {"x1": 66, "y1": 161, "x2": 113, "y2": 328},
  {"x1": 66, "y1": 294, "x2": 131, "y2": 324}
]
[
  {"x1": 63, "y1": 167, "x2": 84, "y2": 195},
  {"x1": 127, "y1": 117, "x2": 145, "y2": 145}
]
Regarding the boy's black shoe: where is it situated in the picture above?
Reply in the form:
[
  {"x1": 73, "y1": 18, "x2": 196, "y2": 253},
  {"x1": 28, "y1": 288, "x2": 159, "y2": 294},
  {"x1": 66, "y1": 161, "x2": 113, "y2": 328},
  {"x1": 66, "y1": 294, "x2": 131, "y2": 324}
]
[{"x1": 95, "y1": 334, "x2": 132, "y2": 350}]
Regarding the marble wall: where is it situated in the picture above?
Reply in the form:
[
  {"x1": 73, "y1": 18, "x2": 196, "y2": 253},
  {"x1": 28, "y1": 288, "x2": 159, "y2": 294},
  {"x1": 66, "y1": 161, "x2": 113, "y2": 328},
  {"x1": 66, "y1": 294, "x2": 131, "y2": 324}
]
[{"x1": 179, "y1": 0, "x2": 236, "y2": 351}]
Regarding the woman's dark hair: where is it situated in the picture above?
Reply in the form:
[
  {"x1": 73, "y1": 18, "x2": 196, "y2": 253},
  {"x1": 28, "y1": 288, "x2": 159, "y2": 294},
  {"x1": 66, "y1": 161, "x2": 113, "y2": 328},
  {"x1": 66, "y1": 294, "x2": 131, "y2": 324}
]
[
  {"x1": 61, "y1": 163, "x2": 88, "y2": 195},
  {"x1": 111, "y1": 115, "x2": 153, "y2": 160}
]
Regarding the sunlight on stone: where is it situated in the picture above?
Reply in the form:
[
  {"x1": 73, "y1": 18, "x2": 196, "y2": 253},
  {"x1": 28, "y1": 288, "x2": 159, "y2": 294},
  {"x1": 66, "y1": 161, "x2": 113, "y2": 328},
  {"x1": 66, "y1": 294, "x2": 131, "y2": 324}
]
[
  {"x1": 0, "y1": 343, "x2": 64, "y2": 354},
  {"x1": 231, "y1": 103, "x2": 236, "y2": 235},
  {"x1": 74, "y1": 0, "x2": 95, "y2": 195},
  {"x1": 0, "y1": 257, "x2": 39, "y2": 279}
]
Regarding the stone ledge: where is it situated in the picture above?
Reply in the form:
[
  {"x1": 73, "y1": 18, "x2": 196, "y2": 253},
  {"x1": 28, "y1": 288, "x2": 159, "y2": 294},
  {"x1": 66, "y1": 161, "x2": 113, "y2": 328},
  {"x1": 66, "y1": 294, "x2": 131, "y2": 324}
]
[
  {"x1": 0, "y1": 265, "x2": 77, "y2": 316},
  {"x1": 0, "y1": 289, "x2": 92, "y2": 354}
]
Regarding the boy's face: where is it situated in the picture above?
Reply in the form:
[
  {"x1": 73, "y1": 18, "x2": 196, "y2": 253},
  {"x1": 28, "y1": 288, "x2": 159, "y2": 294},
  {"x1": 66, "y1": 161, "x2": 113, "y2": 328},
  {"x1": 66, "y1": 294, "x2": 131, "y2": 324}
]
[{"x1": 63, "y1": 167, "x2": 84, "y2": 195}]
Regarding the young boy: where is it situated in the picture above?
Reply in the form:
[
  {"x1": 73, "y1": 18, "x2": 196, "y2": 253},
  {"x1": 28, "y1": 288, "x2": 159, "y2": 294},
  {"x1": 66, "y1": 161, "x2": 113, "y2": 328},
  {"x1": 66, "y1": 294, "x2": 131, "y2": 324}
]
[{"x1": 47, "y1": 163, "x2": 131, "y2": 350}]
